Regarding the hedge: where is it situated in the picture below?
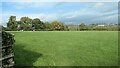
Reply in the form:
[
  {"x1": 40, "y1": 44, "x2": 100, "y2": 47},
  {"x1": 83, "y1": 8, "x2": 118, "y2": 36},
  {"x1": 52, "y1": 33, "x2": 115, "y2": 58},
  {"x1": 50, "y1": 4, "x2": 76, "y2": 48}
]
[{"x1": 1, "y1": 31, "x2": 15, "y2": 68}]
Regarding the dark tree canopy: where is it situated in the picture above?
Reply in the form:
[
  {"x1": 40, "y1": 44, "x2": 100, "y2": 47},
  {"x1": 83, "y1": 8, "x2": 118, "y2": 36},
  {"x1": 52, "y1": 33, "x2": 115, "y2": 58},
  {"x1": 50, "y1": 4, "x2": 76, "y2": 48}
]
[
  {"x1": 6, "y1": 16, "x2": 119, "y2": 31},
  {"x1": 7, "y1": 16, "x2": 17, "y2": 30}
]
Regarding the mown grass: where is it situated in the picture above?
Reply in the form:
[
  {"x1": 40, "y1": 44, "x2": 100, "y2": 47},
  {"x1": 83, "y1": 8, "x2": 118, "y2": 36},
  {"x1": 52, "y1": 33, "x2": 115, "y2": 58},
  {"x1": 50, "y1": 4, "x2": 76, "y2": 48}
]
[{"x1": 9, "y1": 31, "x2": 118, "y2": 66}]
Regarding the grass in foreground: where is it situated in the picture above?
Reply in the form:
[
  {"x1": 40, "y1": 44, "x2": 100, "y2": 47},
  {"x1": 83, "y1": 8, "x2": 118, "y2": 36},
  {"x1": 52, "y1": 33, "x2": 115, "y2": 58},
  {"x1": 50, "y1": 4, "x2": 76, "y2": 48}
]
[{"x1": 9, "y1": 31, "x2": 118, "y2": 66}]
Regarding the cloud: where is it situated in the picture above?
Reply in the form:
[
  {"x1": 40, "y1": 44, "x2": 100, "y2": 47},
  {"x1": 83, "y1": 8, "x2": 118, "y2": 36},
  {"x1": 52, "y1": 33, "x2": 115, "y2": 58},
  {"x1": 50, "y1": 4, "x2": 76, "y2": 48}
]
[
  {"x1": 2, "y1": 13, "x2": 58, "y2": 23},
  {"x1": 5, "y1": 2, "x2": 57, "y2": 10},
  {"x1": 1, "y1": 2, "x2": 118, "y2": 26},
  {"x1": 57, "y1": 5, "x2": 118, "y2": 24},
  {"x1": 91, "y1": 2, "x2": 118, "y2": 13},
  {"x1": 54, "y1": 2, "x2": 66, "y2": 6},
  {"x1": 1, "y1": 0, "x2": 119, "y2": 2},
  {"x1": 93, "y1": 2, "x2": 104, "y2": 8}
]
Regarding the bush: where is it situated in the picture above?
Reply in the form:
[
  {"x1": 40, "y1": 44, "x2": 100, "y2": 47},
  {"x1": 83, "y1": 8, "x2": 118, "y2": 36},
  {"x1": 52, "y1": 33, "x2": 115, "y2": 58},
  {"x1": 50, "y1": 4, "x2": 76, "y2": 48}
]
[
  {"x1": 1, "y1": 31, "x2": 15, "y2": 67},
  {"x1": 2, "y1": 31, "x2": 15, "y2": 47}
]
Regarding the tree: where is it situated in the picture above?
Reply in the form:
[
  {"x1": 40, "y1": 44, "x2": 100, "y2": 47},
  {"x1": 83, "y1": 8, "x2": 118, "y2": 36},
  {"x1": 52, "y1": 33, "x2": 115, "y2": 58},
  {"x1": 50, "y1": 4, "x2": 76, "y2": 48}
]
[
  {"x1": 79, "y1": 23, "x2": 88, "y2": 31},
  {"x1": 7, "y1": 16, "x2": 18, "y2": 30},
  {"x1": 20, "y1": 17, "x2": 32, "y2": 24},
  {"x1": 32, "y1": 18, "x2": 45, "y2": 30},
  {"x1": 64, "y1": 25, "x2": 69, "y2": 31},
  {"x1": 44, "y1": 22, "x2": 51, "y2": 30},
  {"x1": 67, "y1": 24, "x2": 79, "y2": 31},
  {"x1": 20, "y1": 17, "x2": 33, "y2": 30},
  {"x1": 51, "y1": 20, "x2": 64, "y2": 31}
]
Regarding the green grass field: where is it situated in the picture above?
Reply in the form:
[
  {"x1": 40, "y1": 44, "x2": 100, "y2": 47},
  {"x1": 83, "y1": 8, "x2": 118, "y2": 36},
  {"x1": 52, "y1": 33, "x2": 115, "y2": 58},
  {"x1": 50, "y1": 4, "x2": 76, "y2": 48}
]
[{"x1": 9, "y1": 31, "x2": 118, "y2": 66}]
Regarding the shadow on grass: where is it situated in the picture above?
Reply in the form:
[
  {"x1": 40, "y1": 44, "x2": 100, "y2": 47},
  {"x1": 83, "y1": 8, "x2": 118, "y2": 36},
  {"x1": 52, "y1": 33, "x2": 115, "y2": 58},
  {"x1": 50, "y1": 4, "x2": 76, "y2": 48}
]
[{"x1": 13, "y1": 43, "x2": 42, "y2": 66}]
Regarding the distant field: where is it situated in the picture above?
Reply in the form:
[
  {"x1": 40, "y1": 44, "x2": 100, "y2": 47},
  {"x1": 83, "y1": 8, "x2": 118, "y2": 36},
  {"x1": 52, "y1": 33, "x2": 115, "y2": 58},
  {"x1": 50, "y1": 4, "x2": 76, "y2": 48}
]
[{"x1": 9, "y1": 31, "x2": 118, "y2": 66}]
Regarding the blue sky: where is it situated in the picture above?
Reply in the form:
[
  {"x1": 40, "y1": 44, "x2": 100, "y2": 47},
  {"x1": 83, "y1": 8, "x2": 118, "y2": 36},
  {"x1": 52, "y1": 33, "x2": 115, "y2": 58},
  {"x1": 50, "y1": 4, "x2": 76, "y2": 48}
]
[{"x1": 0, "y1": 2, "x2": 118, "y2": 26}]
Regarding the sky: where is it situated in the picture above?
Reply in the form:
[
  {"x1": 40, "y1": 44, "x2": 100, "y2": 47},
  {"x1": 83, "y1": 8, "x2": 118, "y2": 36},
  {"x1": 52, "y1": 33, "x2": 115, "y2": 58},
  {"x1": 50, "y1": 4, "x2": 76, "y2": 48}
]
[
  {"x1": 1, "y1": 0, "x2": 119, "y2": 2},
  {"x1": 0, "y1": 1, "x2": 119, "y2": 26}
]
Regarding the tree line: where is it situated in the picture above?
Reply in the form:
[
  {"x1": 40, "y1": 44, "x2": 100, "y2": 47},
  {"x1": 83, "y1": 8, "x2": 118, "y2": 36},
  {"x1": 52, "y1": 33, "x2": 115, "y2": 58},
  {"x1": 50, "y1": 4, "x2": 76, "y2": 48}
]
[{"x1": 4, "y1": 16, "x2": 119, "y2": 31}]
